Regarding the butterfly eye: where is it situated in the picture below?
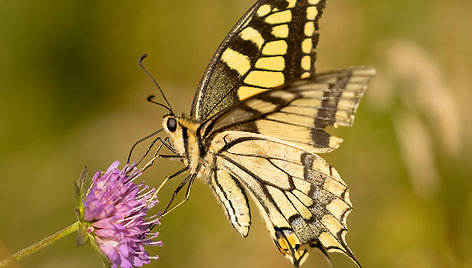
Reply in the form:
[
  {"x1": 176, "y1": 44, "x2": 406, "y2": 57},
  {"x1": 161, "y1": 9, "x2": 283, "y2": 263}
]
[{"x1": 167, "y1": 117, "x2": 177, "y2": 132}]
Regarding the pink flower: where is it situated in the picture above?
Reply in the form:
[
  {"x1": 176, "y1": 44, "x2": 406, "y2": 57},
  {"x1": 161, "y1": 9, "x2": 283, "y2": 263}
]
[{"x1": 77, "y1": 161, "x2": 162, "y2": 268}]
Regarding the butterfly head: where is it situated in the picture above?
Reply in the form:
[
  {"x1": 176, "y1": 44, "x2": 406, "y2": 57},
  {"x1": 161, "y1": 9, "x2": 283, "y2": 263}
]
[
  {"x1": 162, "y1": 114, "x2": 202, "y2": 172},
  {"x1": 162, "y1": 114, "x2": 181, "y2": 153}
]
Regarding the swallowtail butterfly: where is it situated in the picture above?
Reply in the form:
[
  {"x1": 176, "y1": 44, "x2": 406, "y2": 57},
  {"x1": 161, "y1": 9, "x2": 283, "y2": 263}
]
[{"x1": 154, "y1": 0, "x2": 374, "y2": 266}]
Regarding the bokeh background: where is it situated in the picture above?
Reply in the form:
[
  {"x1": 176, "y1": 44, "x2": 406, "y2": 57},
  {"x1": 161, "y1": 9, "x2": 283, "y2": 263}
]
[{"x1": 1, "y1": 0, "x2": 471, "y2": 267}]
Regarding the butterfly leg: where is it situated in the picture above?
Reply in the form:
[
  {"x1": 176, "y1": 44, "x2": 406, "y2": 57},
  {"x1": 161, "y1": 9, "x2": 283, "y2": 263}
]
[
  {"x1": 147, "y1": 166, "x2": 189, "y2": 206},
  {"x1": 161, "y1": 173, "x2": 196, "y2": 217},
  {"x1": 141, "y1": 137, "x2": 182, "y2": 172},
  {"x1": 128, "y1": 129, "x2": 167, "y2": 163},
  {"x1": 138, "y1": 138, "x2": 166, "y2": 168},
  {"x1": 129, "y1": 131, "x2": 179, "y2": 166},
  {"x1": 155, "y1": 136, "x2": 178, "y2": 155}
]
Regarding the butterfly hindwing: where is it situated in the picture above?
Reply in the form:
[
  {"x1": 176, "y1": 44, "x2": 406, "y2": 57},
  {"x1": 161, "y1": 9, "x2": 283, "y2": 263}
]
[
  {"x1": 209, "y1": 169, "x2": 251, "y2": 237},
  {"x1": 209, "y1": 131, "x2": 359, "y2": 266},
  {"x1": 191, "y1": 0, "x2": 327, "y2": 120}
]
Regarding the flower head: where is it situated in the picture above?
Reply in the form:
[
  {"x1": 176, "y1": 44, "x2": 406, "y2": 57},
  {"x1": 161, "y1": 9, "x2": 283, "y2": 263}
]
[{"x1": 76, "y1": 161, "x2": 162, "y2": 268}]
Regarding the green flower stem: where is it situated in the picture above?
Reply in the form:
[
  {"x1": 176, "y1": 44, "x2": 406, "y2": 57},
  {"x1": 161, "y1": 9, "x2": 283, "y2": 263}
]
[{"x1": 0, "y1": 221, "x2": 79, "y2": 267}]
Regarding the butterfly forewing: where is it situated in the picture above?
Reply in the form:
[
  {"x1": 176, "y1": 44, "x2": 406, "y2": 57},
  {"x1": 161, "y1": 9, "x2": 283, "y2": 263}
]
[
  {"x1": 191, "y1": 0, "x2": 327, "y2": 120},
  {"x1": 199, "y1": 66, "x2": 375, "y2": 154}
]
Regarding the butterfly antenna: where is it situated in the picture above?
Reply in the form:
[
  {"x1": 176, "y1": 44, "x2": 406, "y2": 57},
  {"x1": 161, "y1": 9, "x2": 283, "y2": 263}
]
[
  {"x1": 139, "y1": 54, "x2": 173, "y2": 113},
  {"x1": 147, "y1": 95, "x2": 172, "y2": 113}
]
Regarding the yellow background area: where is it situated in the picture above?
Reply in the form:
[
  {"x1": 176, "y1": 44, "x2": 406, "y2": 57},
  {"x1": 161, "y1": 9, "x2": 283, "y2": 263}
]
[{"x1": 0, "y1": 0, "x2": 471, "y2": 267}]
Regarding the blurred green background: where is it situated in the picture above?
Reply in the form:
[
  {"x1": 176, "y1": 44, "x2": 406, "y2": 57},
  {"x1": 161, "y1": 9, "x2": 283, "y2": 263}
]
[{"x1": 1, "y1": 0, "x2": 471, "y2": 267}]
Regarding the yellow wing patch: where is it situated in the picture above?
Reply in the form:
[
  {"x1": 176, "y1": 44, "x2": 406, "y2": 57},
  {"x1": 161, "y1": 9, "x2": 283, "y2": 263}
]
[
  {"x1": 255, "y1": 56, "x2": 285, "y2": 71},
  {"x1": 257, "y1": 4, "x2": 272, "y2": 17},
  {"x1": 240, "y1": 27, "x2": 265, "y2": 49},
  {"x1": 306, "y1": 6, "x2": 319, "y2": 20},
  {"x1": 237, "y1": 86, "x2": 269, "y2": 100},
  {"x1": 221, "y1": 48, "x2": 251, "y2": 76},
  {"x1": 265, "y1": 10, "x2": 292, "y2": 24},
  {"x1": 272, "y1": 24, "x2": 290, "y2": 38},
  {"x1": 262, "y1": 40, "x2": 288, "y2": 55},
  {"x1": 244, "y1": 71, "x2": 284, "y2": 88}
]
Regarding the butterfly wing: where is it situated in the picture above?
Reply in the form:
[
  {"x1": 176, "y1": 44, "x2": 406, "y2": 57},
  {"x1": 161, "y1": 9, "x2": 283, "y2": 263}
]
[
  {"x1": 208, "y1": 168, "x2": 252, "y2": 237},
  {"x1": 209, "y1": 131, "x2": 359, "y2": 267},
  {"x1": 200, "y1": 66, "x2": 374, "y2": 266},
  {"x1": 191, "y1": 0, "x2": 327, "y2": 120},
  {"x1": 199, "y1": 66, "x2": 376, "y2": 154}
]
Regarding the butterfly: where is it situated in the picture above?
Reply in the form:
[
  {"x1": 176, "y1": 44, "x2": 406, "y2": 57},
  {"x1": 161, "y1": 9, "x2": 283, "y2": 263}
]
[{"x1": 149, "y1": 0, "x2": 375, "y2": 266}]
